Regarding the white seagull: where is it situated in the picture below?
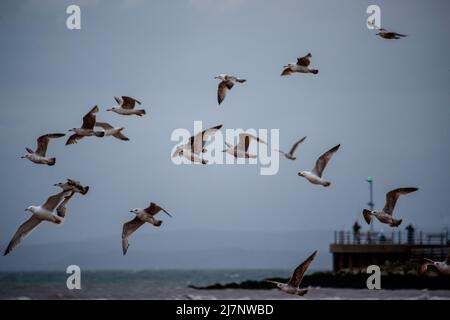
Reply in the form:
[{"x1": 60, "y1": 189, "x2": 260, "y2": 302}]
[
  {"x1": 298, "y1": 144, "x2": 340, "y2": 187},
  {"x1": 363, "y1": 187, "x2": 419, "y2": 227},
  {"x1": 4, "y1": 190, "x2": 71, "y2": 255},
  {"x1": 95, "y1": 122, "x2": 129, "y2": 141},
  {"x1": 276, "y1": 136, "x2": 307, "y2": 160},
  {"x1": 223, "y1": 133, "x2": 267, "y2": 159},
  {"x1": 66, "y1": 106, "x2": 105, "y2": 145},
  {"x1": 107, "y1": 96, "x2": 146, "y2": 116},
  {"x1": 281, "y1": 53, "x2": 319, "y2": 76},
  {"x1": 419, "y1": 251, "x2": 450, "y2": 275},
  {"x1": 265, "y1": 251, "x2": 317, "y2": 296},
  {"x1": 172, "y1": 124, "x2": 223, "y2": 164},
  {"x1": 21, "y1": 133, "x2": 65, "y2": 166},
  {"x1": 122, "y1": 202, "x2": 173, "y2": 255},
  {"x1": 214, "y1": 74, "x2": 246, "y2": 105}
]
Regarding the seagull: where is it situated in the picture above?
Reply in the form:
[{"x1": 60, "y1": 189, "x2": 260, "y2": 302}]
[
  {"x1": 66, "y1": 106, "x2": 105, "y2": 145},
  {"x1": 281, "y1": 53, "x2": 319, "y2": 76},
  {"x1": 3, "y1": 190, "x2": 72, "y2": 255},
  {"x1": 363, "y1": 187, "x2": 419, "y2": 227},
  {"x1": 376, "y1": 29, "x2": 407, "y2": 40},
  {"x1": 172, "y1": 124, "x2": 223, "y2": 164},
  {"x1": 122, "y1": 202, "x2": 173, "y2": 255},
  {"x1": 21, "y1": 133, "x2": 65, "y2": 166},
  {"x1": 95, "y1": 122, "x2": 129, "y2": 141},
  {"x1": 54, "y1": 179, "x2": 89, "y2": 218},
  {"x1": 298, "y1": 144, "x2": 340, "y2": 187},
  {"x1": 107, "y1": 96, "x2": 146, "y2": 116},
  {"x1": 276, "y1": 136, "x2": 307, "y2": 160},
  {"x1": 214, "y1": 74, "x2": 246, "y2": 105},
  {"x1": 265, "y1": 251, "x2": 317, "y2": 296},
  {"x1": 419, "y1": 251, "x2": 450, "y2": 275},
  {"x1": 223, "y1": 133, "x2": 267, "y2": 159}
]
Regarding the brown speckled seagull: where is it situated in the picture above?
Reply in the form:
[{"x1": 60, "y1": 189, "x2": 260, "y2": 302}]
[
  {"x1": 54, "y1": 179, "x2": 89, "y2": 218},
  {"x1": 107, "y1": 96, "x2": 146, "y2": 116},
  {"x1": 281, "y1": 53, "x2": 319, "y2": 76},
  {"x1": 95, "y1": 122, "x2": 129, "y2": 141},
  {"x1": 363, "y1": 187, "x2": 419, "y2": 227},
  {"x1": 66, "y1": 106, "x2": 105, "y2": 145},
  {"x1": 223, "y1": 133, "x2": 267, "y2": 159},
  {"x1": 265, "y1": 251, "x2": 317, "y2": 296},
  {"x1": 419, "y1": 251, "x2": 450, "y2": 275},
  {"x1": 122, "y1": 202, "x2": 173, "y2": 255},
  {"x1": 172, "y1": 124, "x2": 223, "y2": 164},
  {"x1": 214, "y1": 74, "x2": 246, "y2": 105},
  {"x1": 21, "y1": 133, "x2": 65, "y2": 166},
  {"x1": 276, "y1": 136, "x2": 307, "y2": 160},
  {"x1": 376, "y1": 28, "x2": 407, "y2": 40}
]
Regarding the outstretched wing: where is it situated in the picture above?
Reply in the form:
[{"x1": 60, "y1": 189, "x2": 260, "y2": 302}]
[
  {"x1": 288, "y1": 136, "x2": 307, "y2": 157},
  {"x1": 383, "y1": 187, "x2": 418, "y2": 215},
  {"x1": 81, "y1": 106, "x2": 99, "y2": 129},
  {"x1": 189, "y1": 124, "x2": 223, "y2": 153},
  {"x1": 144, "y1": 202, "x2": 172, "y2": 217},
  {"x1": 312, "y1": 144, "x2": 340, "y2": 178},
  {"x1": 297, "y1": 53, "x2": 311, "y2": 67},
  {"x1": 95, "y1": 122, "x2": 114, "y2": 130},
  {"x1": 65, "y1": 134, "x2": 82, "y2": 145},
  {"x1": 217, "y1": 81, "x2": 229, "y2": 105},
  {"x1": 287, "y1": 250, "x2": 317, "y2": 287},
  {"x1": 4, "y1": 216, "x2": 41, "y2": 256},
  {"x1": 122, "y1": 217, "x2": 144, "y2": 255},
  {"x1": 35, "y1": 133, "x2": 65, "y2": 156},
  {"x1": 237, "y1": 133, "x2": 267, "y2": 152},
  {"x1": 41, "y1": 191, "x2": 68, "y2": 212},
  {"x1": 121, "y1": 96, "x2": 141, "y2": 109}
]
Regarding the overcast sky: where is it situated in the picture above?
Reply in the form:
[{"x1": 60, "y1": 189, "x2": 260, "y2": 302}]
[{"x1": 0, "y1": 0, "x2": 449, "y2": 269}]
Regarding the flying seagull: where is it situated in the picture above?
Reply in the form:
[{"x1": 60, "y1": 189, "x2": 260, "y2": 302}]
[
  {"x1": 122, "y1": 202, "x2": 173, "y2": 255},
  {"x1": 265, "y1": 250, "x2": 317, "y2": 296},
  {"x1": 66, "y1": 106, "x2": 105, "y2": 145},
  {"x1": 223, "y1": 133, "x2": 267, "y2": 159},
  {"x1": 363, "y1": 187, "x2": 418, "y2": 227},
  {"x1": 214, "y1": 74, "x2": 246, "y2": 105},
  {"x1": 376, "y1": 29, "x2": 407, "y2": 39},
  {"x1": 172, "y1": 124, "x2": 223, "y2": 164},
  {"x1": 298, "y1": 144, "x2": 340, "y2": 187},
  {"x1": 281, "y1": 53, "x2": 319, "y2": 76},
  {"x1": 54, "y1": 179, "x2": 89, "y2": 218},
  {"x1": 95, "y1": 122, "x2": 129, "y2": 141},
  {"x1": 107, "y1": 96, "x2": 146, "y2": 116},
  {"x1": 276, "y1": 136, "x2": 307, "y2": 160},
  {"x1": 21, "y1": 133, "x2": 65, "y2": 166},
  {"x1": 4, "y1": 190, "x2": 71, "y2": 255},
  {"x1": 419, "y1": 251, "x2": 450, "y2": 275}
]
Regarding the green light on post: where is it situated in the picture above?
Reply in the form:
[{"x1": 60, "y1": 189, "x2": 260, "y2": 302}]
[{"x1": 367, "y1": 176, "x2": 372, "y2": 183}]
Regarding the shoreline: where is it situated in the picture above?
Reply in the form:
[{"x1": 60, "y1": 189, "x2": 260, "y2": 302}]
[{"x1": 189, "y1": 272, "x2": 450, "y2": 290}]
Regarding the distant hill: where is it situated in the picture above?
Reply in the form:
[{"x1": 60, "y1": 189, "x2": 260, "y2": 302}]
[{"x1": 0, "y1": 229, "x2": 333, "y2": 271}]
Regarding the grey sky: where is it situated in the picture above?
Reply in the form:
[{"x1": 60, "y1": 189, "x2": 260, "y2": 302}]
[{"x1": 0, "y1": 0, "x2": 449, "y2": 270}]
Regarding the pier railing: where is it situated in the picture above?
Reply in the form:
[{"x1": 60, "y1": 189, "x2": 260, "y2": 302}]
[{"x1": 333, "y1": 230, "x2": 449, "y2": 245}]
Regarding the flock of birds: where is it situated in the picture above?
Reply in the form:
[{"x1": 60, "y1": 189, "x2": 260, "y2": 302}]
[{"x1": 4, "y1": 22, "x2": 449, "y2": 297}]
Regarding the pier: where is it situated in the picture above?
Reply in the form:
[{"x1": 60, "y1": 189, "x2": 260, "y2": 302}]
[{"x1": 330, "y1": 230, "x2": 450, "y2": 271}]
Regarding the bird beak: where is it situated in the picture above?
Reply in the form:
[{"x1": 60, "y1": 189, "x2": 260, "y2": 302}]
[
  {"x1": 20, "y1": 156, "x2": 25, "y2": 159},
  {"x1": 106, "y1": 108, "x2": 111, "y2": 112},
  {"x1": 264, "y1": 280, "x2": 278, "y2": 285},
  {"x1": 129, "y1": 210, "x2": 134, "y2": 213}
]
